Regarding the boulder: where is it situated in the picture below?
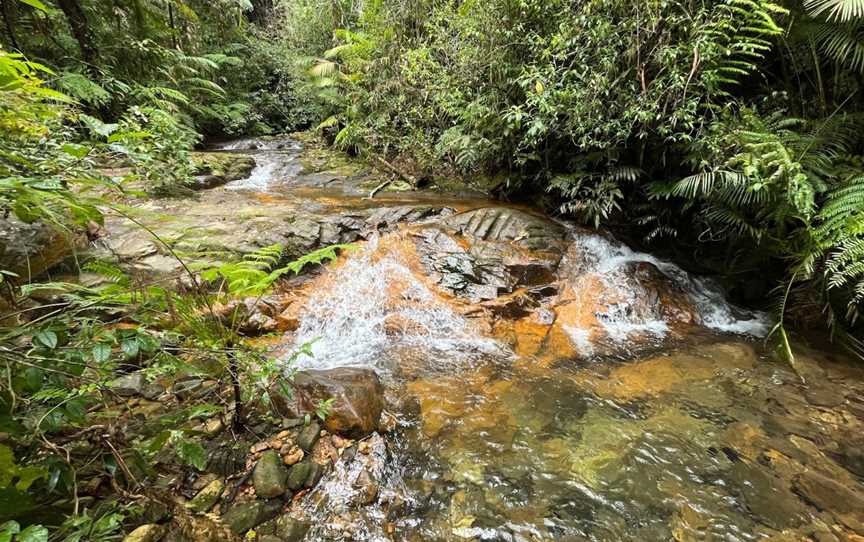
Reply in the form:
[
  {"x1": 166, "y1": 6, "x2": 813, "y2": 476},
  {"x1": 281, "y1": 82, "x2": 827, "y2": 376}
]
[
  {"x1": 223, "y1": 500, "x2": 281, "y2": 535},
  {"x1": 123, "y1": 524, "x2": 166, "y2": 542},
  {"x1": 188, "y1": 479, "x2": 224, "y2": 513},
  {"x1": 0, "y1": 216, "x2": 85, "y2": 280},
  {"x1": 291, "y1": 368, "x2": 385, "y2": 438},
  {"x1": 253, "y1": 450, "x2": 289, "y2": 498}
]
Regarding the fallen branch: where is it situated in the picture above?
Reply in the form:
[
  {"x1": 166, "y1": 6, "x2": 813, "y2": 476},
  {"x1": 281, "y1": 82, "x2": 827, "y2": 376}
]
[
  {"x1": 366, "y1": 179, "x2": 392, "y2": 199},
  {"x1": 373, "y1": 156, "x2": 418, "y2": 188}
]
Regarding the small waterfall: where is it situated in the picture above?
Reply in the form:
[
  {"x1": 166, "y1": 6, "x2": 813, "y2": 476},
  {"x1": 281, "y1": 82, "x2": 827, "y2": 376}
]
[
  {"x1": 566, "y1": 233, "x2": 770, "y2": 340},
  {"x1": 212, "y1": 137, "x2": 303, "y2": 192},
  {"x1": 285, "y1": 236, "x2": 507, "y2": 377}
]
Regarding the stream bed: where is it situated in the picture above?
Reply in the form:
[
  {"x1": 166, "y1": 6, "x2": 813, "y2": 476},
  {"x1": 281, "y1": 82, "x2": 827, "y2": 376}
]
[{"x1": 101, "y1": 136, "x2": 864, "y2": 541}]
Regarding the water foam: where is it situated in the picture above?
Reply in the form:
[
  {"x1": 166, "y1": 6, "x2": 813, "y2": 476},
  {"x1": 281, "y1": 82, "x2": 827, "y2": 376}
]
[
  {"x1": 213, "y1": 137, "x2": 303, "y2": 192},
  {"x1": 285, "y1": 237, "x2": 507, "y2": 375},
  {"x1": 567, "y1": 233, "x2": 770, "y2": 339}
]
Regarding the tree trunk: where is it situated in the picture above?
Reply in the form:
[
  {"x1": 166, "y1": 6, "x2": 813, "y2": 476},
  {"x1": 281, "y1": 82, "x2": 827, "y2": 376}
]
[{"x1": 56, "y1": 0, "x2": 97, "y2": 66}]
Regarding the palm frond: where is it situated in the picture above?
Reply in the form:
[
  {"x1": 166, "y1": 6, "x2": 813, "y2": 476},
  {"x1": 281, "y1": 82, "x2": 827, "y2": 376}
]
[{"x1": 805, "y1": 0, "x2": 864, "y2": 22}]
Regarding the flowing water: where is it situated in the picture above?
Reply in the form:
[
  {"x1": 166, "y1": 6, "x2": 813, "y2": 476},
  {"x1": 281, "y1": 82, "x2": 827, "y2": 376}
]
[{"x1": 224, "y1": 138, "x2": 864, "y2": 541}]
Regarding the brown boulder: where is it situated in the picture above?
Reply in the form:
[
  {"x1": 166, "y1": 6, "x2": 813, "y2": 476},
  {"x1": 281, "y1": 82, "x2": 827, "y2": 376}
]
[{"x1": 281, "y1": 368, "x2": 385, "y2": 438}]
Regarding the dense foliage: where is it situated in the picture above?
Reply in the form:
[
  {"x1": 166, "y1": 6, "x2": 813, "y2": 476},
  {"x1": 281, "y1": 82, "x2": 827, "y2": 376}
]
[{"x1": 4, "y1": 0, "x2": 864, "y2": 538}]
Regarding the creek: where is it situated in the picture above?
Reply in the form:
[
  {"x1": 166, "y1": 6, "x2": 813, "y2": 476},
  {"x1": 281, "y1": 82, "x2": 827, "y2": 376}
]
[{"x1": 104, "y1": 136, "x2": 864, "y2": 541}]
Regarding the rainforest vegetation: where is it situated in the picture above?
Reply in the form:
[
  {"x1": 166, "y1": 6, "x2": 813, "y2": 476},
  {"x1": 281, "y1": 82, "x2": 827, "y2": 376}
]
[{"x1": 2, "y1": 0, "x2": 864, "y2": 539}]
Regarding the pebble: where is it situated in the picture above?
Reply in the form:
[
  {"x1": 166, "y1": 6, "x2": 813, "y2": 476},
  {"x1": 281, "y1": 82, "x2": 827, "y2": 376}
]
[
  {"x1": 331, "y1": 435, "x2": 350, "y2": 449},
  {"x1": 250, "y1": 441, "x2": 270, "y2": 454},
  {"x1": 283, "y1": 447, "x2": 304, "y2": 466}
]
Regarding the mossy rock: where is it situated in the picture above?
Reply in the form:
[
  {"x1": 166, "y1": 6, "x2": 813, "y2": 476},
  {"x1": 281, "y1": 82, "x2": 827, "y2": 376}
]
[{"x1": 191, "y1": 152, "x2": 256, "y2": 189}]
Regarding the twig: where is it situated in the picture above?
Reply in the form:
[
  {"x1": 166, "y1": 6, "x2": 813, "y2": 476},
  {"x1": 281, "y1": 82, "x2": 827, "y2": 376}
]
[{"x1": 366, "y1": 179, "x2": 392, "y2": 199}]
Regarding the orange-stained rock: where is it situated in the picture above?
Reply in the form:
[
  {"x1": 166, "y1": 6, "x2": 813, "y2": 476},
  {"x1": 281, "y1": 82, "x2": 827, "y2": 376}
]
[{"x1": 292, "y1": 368, "x2": 385, "y2": 438}]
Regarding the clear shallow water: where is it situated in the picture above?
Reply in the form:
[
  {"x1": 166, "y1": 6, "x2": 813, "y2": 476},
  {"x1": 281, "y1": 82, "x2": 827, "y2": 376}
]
[{"x1": 218, "y1": 137, "x2": 864, "y2": 541}]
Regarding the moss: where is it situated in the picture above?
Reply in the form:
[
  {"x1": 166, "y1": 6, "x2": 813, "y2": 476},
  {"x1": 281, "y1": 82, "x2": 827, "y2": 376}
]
[{"x1": 191, "y1": 152, "x2": 256, "y2": 181}]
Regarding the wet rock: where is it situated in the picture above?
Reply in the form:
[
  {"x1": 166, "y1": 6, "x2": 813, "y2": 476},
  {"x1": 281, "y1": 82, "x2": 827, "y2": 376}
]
[
  {"x1": 622, "y1": 261, "x2": 696, "y2": 324},
  {"x1": 414, "y1": 223, "x2": 561, "y2": 304},
  {"x1": 441, "y1": 207, "x2": 566, "y2": 251},
  {"x1": 123, "y1": 524, "x2": 166, "y2": 542},
  {"x1": 223, "y1": 500, "x2": 282, "y2": 534},
  {"x1": 191, "y1": 152, "x2": 256, "y2": 189},
  {"x1": 353, "y1": 468, "x2": 379, "y2": 506},
  {"x1": 257, "y1": 516, "x2": 311, "y2": 542},
  {"x1": 291, "y1": 368, "x2": 385, "y2": 438},
  {"x1": 804, "y1": 386, "x2": 847, "y2": 408},
  {"x1": 286, "y1": 461, "x2": 313, "y2": 491},
  {"x1": 831, "y1": 439, "x2": 864, "y2": 478},
  {"x1": 794, "y1": 471, "x2": 864, "y2": 534},
  {"x1": 304, "y1": 461, "x2": 324, "y2": 488},
  {"x1": 110, "y1": 372, "x2": 146, "y2": 397},
  {"x1": 253, "y1": 450, "x2": 289, "y2": 498},
  {"x1": 296, "y1": 421, "x2": 321, "y2": 452},
  {"x1": 188, "y1": 479, "x2": 224, "y2": 513}
]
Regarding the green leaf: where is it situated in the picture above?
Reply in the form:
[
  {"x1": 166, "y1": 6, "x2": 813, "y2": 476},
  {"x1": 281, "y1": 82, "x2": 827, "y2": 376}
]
[
  {"x1": 18, "y1": 524, "x2": 48, "y2": 542},
  {"x1": 92, "y1": 343, "x2": 111, "y2": 363},
  {"x1": 146, "y1": 431, "x2": 171, "y2": 456},
  {"x1": 16, "y1": 0, "x2": 47, "y2": 12},
  {"x1": 121, "y1": 339, "x2": 139, "y2": 359},
  {"x1": 175, "y1": 440, "x2": 207, "y2": 471},
  {"x1": 61, "y1": 143, "x2": 90, "y2": 159},
  {"x1": 0, "y1": 520, "x2": 20, "y2": 542},
  {"x1": 14, "y1": 466, "x2": 46, "y2": 491},
  {"x1": 33, "y1": 330, "x2": 57, "y2": 350},
  {"x1": 80, "y1": 114, "x2": 118, "y2": 139}
]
